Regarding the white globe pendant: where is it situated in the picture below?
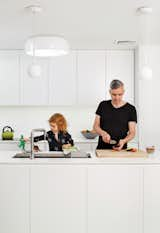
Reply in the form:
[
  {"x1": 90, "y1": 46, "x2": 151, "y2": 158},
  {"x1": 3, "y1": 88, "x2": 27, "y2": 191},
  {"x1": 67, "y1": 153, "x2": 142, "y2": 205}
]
[
  {"x1": 25, "y1": 35, "x2": 70, "y2": 57},
  {"x1": 141, "y1": 65, "x2": 153, "y2": 80},
  {"x1": 27, "y1": 62, "x2": 42, "y2": 78}
]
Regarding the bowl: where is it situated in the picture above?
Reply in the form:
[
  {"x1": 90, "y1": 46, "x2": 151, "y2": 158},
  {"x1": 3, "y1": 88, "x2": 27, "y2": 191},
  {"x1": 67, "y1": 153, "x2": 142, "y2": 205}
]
[
  {"x1": 146, "y1": 146, "x2": 155, "y2": 154},
  {"x1": 81, "y1": 130, "x2": 98, "y2": 139}
]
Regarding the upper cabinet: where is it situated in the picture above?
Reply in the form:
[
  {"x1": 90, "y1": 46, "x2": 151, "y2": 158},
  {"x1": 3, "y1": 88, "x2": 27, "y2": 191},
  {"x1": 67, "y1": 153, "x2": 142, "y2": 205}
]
[
  {"x1": 0, "y1": 50, "x2": 134, "y2": 106},
  {"x1": 19, "y1": 53, "x2": 49, "y2": 105},
  {"x1": 77, "y1": 50, "x2": 106, "y2": 106},
  {"x1": 0, "y1": 51, "x2": 20, "y2": 105},
  {"x1": 106, "y1": 50, "x2": 134, "y2": 104},
  {"x1": 49, "y1": 51, "x2": 77, "y2": 106}
]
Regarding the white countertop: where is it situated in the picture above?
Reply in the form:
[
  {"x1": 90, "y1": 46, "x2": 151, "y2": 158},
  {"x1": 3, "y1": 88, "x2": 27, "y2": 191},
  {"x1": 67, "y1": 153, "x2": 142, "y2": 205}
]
[
  {"x1": 0, "y1": 137, "x2": 98, "y2": 143},
  {"x1": 0, "y1": 137, "x2": 138, "y2": 144},
  {"x1": 0, "y1": 150, "x2": 160, "y2": 165}
]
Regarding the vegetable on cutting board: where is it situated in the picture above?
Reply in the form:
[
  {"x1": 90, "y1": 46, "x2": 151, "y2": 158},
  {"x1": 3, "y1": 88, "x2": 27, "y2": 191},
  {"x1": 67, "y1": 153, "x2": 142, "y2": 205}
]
[{"x1": 126, "y1": 148, "x2": 137, "y2": 152}]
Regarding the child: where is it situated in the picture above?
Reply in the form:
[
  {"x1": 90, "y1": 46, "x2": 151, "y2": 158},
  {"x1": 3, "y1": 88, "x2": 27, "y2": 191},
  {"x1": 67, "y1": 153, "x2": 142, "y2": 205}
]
[{"x1": 34, "y1": 113, "x2": 74, "y2": 151}]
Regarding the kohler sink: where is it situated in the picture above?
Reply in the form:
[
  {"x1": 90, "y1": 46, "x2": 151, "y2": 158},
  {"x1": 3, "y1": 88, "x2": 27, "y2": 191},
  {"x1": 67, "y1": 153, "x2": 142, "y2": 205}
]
[{"x1": 13, "y1": 151, "x2": 91, "y2": 159}]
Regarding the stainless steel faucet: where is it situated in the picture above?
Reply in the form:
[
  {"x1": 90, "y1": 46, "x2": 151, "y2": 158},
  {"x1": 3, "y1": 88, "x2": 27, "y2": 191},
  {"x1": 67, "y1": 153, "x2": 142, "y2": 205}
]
[{"x1": 30, "y1": 128, "x2": 47, "y2": 159}]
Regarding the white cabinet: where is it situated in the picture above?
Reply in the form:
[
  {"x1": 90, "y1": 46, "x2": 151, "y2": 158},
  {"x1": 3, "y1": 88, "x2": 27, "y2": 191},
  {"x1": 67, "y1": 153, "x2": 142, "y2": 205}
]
[
  {"x1": 0, "y1": 165, "x2": 29, "y2": 233},
  {"x1": 88, "y1": 166, "x2": 142, "y2": 233},
  {"x1": 20, "y1": 53, "x2": 49, "y2": 105},
  {"x1": 30, "y1": 166, "x2": 87, "y2": 233},
  {"x1": 49, "y1": 51, "x2": 77, "y2": 105},
  {"x1": 0, "y1": 49, "x2": 134, "y2": 106},
  {"x1": 106, "y1": 50, "x2": 134, "y2": 104},
  {"x1": 77, "y1": 50, "x2": 106, "y2": 106},
  {"x1": 144, "y1": 166, "x2": 160, "y2": 233},
  {"x1": 0, "y1": 51, "x2": 20, "y2": 105}
]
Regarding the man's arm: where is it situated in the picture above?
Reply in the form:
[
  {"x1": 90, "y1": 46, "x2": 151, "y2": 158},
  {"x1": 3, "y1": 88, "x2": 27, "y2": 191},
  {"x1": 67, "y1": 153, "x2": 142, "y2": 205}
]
[
  {"x1": 93, "y1": 115, "x2": 111, "y2": 143},
  {"x1": 114, "y1": 122, "x2": 136, "y2": 150},
  {"x1": 122, "y1": 121, "x2": 136, "y2": 144}
]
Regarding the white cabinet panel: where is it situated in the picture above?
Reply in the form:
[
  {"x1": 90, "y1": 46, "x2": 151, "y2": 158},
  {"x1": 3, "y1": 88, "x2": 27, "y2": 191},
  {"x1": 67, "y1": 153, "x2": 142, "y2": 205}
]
[
  {"x1": 106, "y1": 50, "x2": 134, "y2": 104},
  {"x1": 0, "y1": 51, "x2": 19, "y2": 105},
  {"x1": 77, "y1": 50, "x2": 106, "y2": 106},
  {"x1": 0, "y1": 166, "x2": 29, "y2": 233},
  {"x1": 30, "y1": 166, "x2": 87, "y2": 233},
  {"x1": 144, "y1": 166, "x2": 160, "y2": 233},
  {"x1": 20, "y1": 54, "x2": 49, "y2": 105},
  {"x1": 49, "y1": 51, "x2": 77, "y2": 105},
  {"x1": 88, "y1": 166, "x2": 142, "y2": 233}
]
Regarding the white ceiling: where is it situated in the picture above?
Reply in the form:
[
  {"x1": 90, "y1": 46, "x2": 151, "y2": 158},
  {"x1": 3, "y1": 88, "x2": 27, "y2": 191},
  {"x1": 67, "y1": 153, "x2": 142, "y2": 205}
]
[{"x1": 0, "y1": 0, "x2": 160, "y2": 49}]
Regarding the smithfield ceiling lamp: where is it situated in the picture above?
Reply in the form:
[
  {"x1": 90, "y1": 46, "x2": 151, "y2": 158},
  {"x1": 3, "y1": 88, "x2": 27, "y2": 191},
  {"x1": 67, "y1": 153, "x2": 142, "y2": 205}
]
[
  {"x1": 137, "y1": 6, "x2": 153, "y2": 80},
  {"x1": 25, "y1": 5, "x2": 70, "y2": 58}
]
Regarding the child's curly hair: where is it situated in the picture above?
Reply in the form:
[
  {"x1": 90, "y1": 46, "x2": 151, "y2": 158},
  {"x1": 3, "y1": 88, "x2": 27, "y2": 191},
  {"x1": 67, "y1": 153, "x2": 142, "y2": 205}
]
[{"x1": 49, "y1": 113, "x2": 67, "y2": 132}]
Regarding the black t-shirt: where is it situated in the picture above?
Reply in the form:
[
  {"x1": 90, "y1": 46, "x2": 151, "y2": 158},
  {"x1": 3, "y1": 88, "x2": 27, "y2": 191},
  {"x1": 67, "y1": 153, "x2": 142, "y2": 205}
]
[{"x1": 96, "y1": 100, "x2": 137, "y2": 149}]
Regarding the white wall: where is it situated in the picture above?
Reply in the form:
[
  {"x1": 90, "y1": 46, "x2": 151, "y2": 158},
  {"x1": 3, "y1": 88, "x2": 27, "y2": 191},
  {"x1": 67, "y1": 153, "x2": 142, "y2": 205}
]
[
  {"x1": 137, "y1": 45, "x2": 160, "y2": 150},
  {"x1": 0, "y1": 106, "x2": 96, "y2": 140}
]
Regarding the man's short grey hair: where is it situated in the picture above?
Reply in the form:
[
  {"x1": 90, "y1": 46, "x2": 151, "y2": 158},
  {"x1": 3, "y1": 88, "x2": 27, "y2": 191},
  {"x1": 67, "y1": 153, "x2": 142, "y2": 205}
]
[{"x1": 110, "y1": 79, "x2": 124, "y2": 90}]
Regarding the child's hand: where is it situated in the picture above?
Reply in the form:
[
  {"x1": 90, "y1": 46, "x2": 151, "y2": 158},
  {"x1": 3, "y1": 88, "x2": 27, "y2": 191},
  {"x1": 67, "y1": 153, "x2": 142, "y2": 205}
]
[
  {"x1": 33, "y1": 145, "x2": 40, "y2": 152},
  {"x1": 62, "y1": 144, "x2": 72, "y2": 149},
  {"x1": 24, "y1": 137, "x2": 30, "y2": 142}
]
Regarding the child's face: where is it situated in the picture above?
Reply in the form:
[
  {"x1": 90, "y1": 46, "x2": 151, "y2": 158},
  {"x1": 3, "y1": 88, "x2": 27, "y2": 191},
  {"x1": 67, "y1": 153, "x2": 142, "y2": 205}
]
[{"x1": 50, "y1": 122, "x2": 58, "y2": 133}]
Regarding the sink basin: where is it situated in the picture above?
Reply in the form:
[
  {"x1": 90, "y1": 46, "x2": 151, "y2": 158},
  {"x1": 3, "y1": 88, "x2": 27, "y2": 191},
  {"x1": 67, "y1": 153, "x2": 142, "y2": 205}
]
[{"x1": 13, "y1": 151, "x2": 91, "y2": 159}]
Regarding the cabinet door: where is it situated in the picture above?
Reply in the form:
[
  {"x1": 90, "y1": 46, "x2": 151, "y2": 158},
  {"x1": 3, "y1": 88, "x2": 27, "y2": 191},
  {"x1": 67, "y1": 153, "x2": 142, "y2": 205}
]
[
  {"x1": 144, "y1": 166, "x2": 160, "y2": 233},
  {"x1": 106, "y1": 50, "x2": 134, "y2": 104},
  {"x1": 30, "y1": 166, "x2": 87, "y2": 233},
  {"x1": 0, "y1": 166, "x2": 29, "y2": 233},
  {"x1": 20, "y1": 53, "x2": 49, "y2": 105},
  {"x1": 88, "y1": 166, "x2": 143, "y2": 233},
  {"x1": 0, "y1": 51, "x2": 20, "y2": 105},
  {"x1": 77, "y1": 51, "x2": 106, "y2": 106},
  {"x1": 49, "y1": 51, "x2": 77, "y2": 105}
]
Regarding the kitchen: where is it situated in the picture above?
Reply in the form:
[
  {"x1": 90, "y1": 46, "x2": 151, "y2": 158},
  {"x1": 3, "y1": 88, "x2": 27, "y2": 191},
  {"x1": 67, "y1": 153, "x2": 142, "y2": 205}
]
[{"x1": 0, "y1": 1, "x2": 160, "y2": 233}]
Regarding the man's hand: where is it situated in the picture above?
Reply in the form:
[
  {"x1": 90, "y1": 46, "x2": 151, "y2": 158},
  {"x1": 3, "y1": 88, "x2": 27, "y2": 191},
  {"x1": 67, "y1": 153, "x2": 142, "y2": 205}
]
[
  {"x1": 113, "y1": 139, "x2": 126, "y2": 151},
  {"x1": 101, "y1": 132, "x2": 111, "y2": 143}
]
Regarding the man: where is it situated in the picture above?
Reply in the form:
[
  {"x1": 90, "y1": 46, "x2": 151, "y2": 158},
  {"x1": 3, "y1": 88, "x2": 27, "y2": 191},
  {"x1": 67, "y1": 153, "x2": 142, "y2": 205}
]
[{"x1": 93, "y1": 79, "x2": 137, "y2": 151}]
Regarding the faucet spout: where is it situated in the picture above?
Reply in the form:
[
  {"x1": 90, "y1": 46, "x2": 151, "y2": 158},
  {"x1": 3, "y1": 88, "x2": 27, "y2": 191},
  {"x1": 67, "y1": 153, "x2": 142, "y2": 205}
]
[{"x1": 30, "y1": 128, "x2": 46, "y2": 159}]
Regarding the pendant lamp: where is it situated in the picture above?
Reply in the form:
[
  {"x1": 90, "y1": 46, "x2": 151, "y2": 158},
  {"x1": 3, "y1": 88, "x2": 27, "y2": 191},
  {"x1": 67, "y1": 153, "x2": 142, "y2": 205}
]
[{"x1": 25, "y1": 5, "x2": 70, "y2": 58}]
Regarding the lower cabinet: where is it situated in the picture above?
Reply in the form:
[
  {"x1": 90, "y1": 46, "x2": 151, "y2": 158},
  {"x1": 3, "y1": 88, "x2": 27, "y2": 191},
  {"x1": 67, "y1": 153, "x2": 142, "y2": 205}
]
[
  {"x1": 88, "y1": 166, "x2": 143, "y2": 233},
  {"x1": 0, "y1": 166, "x2": 30, "y2": 233},
  {"x1": 30, "y1": 165, "x2": 87, "y2": 233},
  {"x1": 0, "y1": 164, "x2": 160, "y2": 233},
  {"x1": 144, "y1": 166, "x2": 160, "y2": 233}
]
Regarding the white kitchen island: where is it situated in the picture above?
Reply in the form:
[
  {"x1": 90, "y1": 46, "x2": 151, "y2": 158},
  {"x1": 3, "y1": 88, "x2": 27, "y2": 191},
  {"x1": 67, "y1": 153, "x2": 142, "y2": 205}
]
[{"x1": 0, "y1": 151, "x2": 160, "y2": 233}]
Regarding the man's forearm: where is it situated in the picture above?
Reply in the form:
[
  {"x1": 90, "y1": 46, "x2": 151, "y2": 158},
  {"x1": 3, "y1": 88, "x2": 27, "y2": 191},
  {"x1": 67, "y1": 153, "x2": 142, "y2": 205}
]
[
  {"x1": 122, "y1": 133, "x2": 135, "y2": 144},
  {"x1": 94, "y1": 125, "x2": 107, "y2": 137}
]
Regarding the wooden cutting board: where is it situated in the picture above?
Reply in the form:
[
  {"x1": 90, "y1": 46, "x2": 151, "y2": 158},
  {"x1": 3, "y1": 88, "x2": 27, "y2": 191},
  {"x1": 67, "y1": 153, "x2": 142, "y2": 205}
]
[{"x1": 96, "y1": 149, "x2": 148, "y2": 158}]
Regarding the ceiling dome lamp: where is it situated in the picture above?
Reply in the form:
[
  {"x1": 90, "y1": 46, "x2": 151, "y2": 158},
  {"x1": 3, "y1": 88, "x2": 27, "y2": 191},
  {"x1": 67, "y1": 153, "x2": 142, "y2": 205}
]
[
  {"x1": 24, "y1": 5, "x2": 70, "y2": 57},
  {"x1": 25, "y1": 35, "x2": 70, "y2": 57}
]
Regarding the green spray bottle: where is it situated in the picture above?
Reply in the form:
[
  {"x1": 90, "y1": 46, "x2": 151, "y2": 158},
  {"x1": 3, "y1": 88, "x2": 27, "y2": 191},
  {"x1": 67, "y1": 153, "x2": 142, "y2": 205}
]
[{"x1": 18, "y1": 135, "x2": 26, "y2": 151}]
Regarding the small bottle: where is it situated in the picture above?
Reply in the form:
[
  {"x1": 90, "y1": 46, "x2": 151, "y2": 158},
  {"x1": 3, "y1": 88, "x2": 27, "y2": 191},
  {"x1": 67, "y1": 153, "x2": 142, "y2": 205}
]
[{"x1": 18, "y1": 135, "x2": 26, "y2": 151}]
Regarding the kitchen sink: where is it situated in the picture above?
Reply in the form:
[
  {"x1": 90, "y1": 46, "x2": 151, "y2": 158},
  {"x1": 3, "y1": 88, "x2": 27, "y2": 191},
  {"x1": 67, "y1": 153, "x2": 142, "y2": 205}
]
[{"x1": 13, "y1": 151, "x2": 91, "y2": 159}]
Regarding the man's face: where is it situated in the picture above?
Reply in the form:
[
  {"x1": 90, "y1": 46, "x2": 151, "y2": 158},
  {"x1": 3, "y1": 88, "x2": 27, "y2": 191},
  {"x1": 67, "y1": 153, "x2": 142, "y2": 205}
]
[{"x1": 109, "y1": 86, "x2": 125, "y2": 104}]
